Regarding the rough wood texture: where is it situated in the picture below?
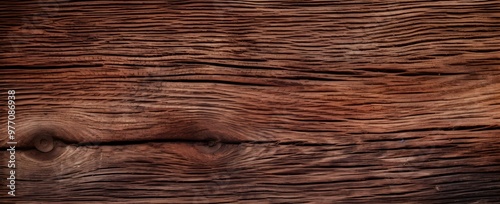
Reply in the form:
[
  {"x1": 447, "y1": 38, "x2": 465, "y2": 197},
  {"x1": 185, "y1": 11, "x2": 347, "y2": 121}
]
[{"x1": 1, "y1": 0, "x2": 500, "y2": 203}]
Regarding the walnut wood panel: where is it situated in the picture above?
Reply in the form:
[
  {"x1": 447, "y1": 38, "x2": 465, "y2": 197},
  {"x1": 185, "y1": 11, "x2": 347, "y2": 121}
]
[{"x1": 0, "y1": 0, "x2": 499, "y2": 203}]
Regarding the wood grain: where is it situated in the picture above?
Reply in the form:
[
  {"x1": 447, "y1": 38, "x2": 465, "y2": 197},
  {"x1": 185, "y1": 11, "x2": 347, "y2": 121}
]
[{"x1": 1, "y1": 0, "x2": 499, "y2": 203}]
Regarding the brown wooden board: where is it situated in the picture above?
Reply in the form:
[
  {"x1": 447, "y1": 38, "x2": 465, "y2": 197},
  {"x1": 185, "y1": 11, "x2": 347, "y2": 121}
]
[{"x1": 0, "y1": 0, "x2": 499, "y2": 203}]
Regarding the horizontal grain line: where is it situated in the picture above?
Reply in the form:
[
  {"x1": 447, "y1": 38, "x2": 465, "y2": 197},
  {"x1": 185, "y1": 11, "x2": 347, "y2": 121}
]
[{"x1": 0, "y1": 64, "x2": 104, "y2": 69}]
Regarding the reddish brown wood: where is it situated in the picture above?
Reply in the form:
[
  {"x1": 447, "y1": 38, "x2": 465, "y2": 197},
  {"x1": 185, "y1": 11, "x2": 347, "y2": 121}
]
[{"x1": 0, "y1": 0, "x2": 499, "y2": 203}]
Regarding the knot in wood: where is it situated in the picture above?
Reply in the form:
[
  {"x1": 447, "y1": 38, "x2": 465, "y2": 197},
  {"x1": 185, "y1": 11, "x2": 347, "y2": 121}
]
[
  {"x1": 196, "y1": 140, "x2": 223, "y2": 154},
  {"x1": 34, "y1": 134, "x2": 54, "y2": 153}
]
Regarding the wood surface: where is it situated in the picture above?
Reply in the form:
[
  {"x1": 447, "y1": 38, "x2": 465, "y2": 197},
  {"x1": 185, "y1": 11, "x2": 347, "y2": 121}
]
[{"x1": 1, "y1": 0, "x2": 500, "y2": 203}]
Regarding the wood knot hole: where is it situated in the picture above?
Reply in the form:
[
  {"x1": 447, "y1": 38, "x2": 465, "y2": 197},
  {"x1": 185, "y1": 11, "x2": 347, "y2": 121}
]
[
  {"x1": 34, "y1": 134, "x2": 54, "y2": 153},
  {"x1": 195, "y1": 140, "x2": 223, "y2": 155}
]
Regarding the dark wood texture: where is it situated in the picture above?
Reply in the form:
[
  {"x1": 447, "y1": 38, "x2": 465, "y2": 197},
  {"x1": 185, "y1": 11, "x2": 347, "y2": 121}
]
[{"x1": 1, "y1": 0, "x2": 500, "y2": 203}]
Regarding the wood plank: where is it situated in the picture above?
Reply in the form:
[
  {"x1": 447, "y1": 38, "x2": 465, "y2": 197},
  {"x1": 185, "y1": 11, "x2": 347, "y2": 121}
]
[
  {"x1": 0, "y1": 0, "x2": 499, "y2": 202},
  {"x1": 5, "y1": 141, "x2": 500, "y2": 203},
  {"x1": 0, "y1": 67, "x2": 498, "y2": 147}
]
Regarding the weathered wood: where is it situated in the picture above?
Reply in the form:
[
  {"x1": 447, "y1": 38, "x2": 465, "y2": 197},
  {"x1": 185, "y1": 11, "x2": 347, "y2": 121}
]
[
  {"x1": 6, "y1": 141, "x2": 500, "y2": 203},
  {"x1": 1, "y1": 0, "x2": 500, "y2": 203}
]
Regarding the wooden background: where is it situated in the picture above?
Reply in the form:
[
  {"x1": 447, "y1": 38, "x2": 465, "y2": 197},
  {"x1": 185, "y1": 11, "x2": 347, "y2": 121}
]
[{"x1": 1, "y1": 0, "x2": 500, "y2": 203}]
